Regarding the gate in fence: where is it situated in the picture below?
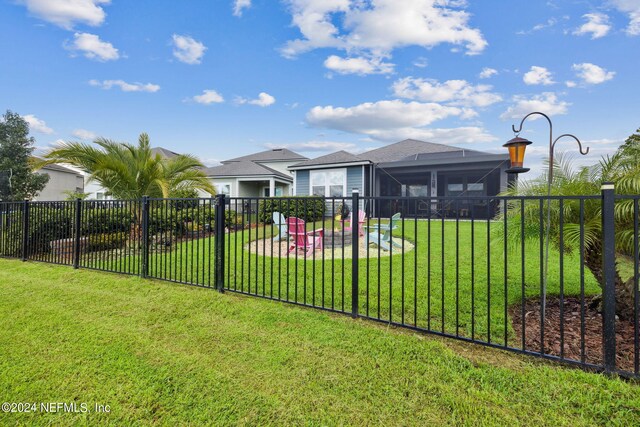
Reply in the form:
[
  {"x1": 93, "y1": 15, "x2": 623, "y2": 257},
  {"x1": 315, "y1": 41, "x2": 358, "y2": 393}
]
[{"x1": 1, "y1": 184, "x2": 638, "y2": 378}]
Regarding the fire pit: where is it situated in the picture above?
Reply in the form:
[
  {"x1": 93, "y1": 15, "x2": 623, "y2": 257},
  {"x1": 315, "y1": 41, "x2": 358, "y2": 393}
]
[{"x1": 323, "y1": 229, "x2": 352, "y2": 248}]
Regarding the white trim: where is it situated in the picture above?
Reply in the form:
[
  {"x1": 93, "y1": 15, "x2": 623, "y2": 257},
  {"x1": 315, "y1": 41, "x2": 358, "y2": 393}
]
[
  {"x1": 601, "y1": 184, "x2": 614, "y2": 190},
  {"x1": 309, "y1": 168, "x2": 347, "y2": 197},
  {"x1": 208, "y1": 174, "x2": 292, "y2": 183},
  {"x1": 292, "y1": 171, "x2": 297, "y2": 196},
  {"x1": 213, "y1": 181, "x2": 232, "y2": 197},
  {"x1": 289, "y1": 161, "x2": 371, "y2": 171}
]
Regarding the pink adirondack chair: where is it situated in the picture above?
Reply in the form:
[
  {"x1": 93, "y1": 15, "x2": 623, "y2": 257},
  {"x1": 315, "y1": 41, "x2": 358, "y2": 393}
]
[
  {"x1": 344, "y1": 210, "x2": 367, "y2": 236},
  {"x1": 286, "y1": 217, "x2": 323, "y2": 256}
]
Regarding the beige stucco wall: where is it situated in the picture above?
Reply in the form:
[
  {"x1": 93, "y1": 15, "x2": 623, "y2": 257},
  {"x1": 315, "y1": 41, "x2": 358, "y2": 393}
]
[{"x1": 34, "y1": 169, "x2": 84, "y2": 201}]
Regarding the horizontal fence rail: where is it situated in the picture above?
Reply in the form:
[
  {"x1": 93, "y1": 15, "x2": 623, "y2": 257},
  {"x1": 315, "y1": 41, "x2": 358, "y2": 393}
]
[{"x1": 0, "y1": 189, "x2": 638, "y2": 379}]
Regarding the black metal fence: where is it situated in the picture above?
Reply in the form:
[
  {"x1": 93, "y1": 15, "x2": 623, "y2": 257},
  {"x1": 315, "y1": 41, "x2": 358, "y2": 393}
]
[{"x1": 1, "y1": 186, "x2": 638, "y2": 379}]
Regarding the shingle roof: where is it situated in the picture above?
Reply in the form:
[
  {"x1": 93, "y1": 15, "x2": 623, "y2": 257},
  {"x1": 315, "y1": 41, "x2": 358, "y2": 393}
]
[
  {"x1": 223, "y1": 148, "x2": 307, "y2": 163},
  {"x1": 360, "y1": 139, "x2": 461, "y2": 163},
  {"x1": 398, "y1": 148, "x2": 488, "y2": 162},
  {"x1": 41, "y1": 163, "x2": 82, "y2": 175},
  {"x1": 151, "y1": 147, "x2": 180, "y2": 159},
  {"x1": 289, "y1": 150, "x2": 367, "y2": 169},
  {"x1": 31, "y1": 157, "x2": 82, "y2": 175},
  {"x1": 204, "y1": 161, "x2": 292, "y2": 180}
]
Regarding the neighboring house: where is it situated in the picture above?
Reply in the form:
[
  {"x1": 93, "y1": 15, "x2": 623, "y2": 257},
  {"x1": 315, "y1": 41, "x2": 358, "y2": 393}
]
[
  {"x1": 289, "y1": 139, "x2": 512, "y2": 218},
  {"x1": 204, "y1": 148, "x2": 308, "y2": 199},
  {"x1": 84, "y1": 146, "x2": 182, "y2": 200},
  {"x1": 34, "y1": 163, "x2": 85, "y2": 201}
]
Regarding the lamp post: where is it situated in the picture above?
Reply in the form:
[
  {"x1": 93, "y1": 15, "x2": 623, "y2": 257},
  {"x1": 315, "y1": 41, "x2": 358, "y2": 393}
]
[{"x1": 505, "y1": 111, "x2": 589, "y2": 319}]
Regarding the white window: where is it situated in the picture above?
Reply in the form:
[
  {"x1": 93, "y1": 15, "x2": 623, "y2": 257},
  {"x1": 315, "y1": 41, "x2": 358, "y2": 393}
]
[
  {"x1": 310, "y1": 169, "x2": 346, "y2": 197},
  {"x1": 96, "y1": 192, "x2": 104, "y2": 200},
  {"x1": 263, "y1": 187, "x2": 284, "y2": 197},
  {"x1": 215, "y1": 183, "x2": 231, "y2": 196}
]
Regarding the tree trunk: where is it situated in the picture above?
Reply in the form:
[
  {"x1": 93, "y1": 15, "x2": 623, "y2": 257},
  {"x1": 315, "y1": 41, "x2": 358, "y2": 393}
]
[{"x1": 584, "y1": 240, "x2": 636, "y2": 321}]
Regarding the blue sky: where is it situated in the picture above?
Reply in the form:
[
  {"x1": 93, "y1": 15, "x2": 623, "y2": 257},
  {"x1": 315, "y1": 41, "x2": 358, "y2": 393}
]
[{"x1": 1, "y1": 0, "x2": 638, "y2": 174}]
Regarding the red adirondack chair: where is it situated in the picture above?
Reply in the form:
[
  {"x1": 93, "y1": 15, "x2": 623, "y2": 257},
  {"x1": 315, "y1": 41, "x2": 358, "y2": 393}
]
[
  {"x1": 286, "y1": 217, "x2": 323, "y2": 256},
  {"x1": 344, "y1": 209, "x2": 367, "y2": 236}
]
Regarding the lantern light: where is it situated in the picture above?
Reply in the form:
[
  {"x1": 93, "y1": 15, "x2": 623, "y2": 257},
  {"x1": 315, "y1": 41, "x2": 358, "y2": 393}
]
[{"x1": 503, "y1": 136, "x2": 532, "y2": 174}]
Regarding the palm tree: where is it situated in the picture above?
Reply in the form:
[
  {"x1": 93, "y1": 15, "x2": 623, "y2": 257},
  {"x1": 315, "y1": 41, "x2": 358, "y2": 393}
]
[
  {"x1": 39, "y1": 133, "x2": 214, "y2": 199},
  {"x1": 38, "y1": 133, "x2": 216, "y2": 242},
  {"x1": 503, "y1": 129, "x2": 640, "y2": 320}
]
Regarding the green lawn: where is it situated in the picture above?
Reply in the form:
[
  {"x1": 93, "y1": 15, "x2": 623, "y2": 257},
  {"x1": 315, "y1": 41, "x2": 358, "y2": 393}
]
[
  {"x1": 0, "y1": 259, "x2": 638, "y2": 426},
  {"x1": 99, "y1": 219, "x2": 601, "y2": 345}
]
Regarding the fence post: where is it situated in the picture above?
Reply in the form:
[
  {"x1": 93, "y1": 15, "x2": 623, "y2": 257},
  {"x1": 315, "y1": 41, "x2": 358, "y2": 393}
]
[
  {"x1": 73, "y1": 198, "x2": 82, "y2": 269},
  {"x1": 21, "y1": 198, "x2": 29, "y2": 261},
  {"x1": 601, "y1": 182, "x2": 616, "y2": 373},
  {"x1": 351, "y1": 189, "x2": 359, "y2": 318},
  {"x1": 215, "y1": 194, "x2": 226, "y2": 292},
  {"x1": 141, "y1": 195, "x2": 150, "y2": 279}
]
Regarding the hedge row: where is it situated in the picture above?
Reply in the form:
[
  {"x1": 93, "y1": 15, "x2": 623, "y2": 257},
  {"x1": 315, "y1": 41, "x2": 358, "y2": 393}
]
[
  {"x1": 0, "y1": 203, "x2": 242, "y2": 257},
  {"x1": 257, "y1": 197, "x2": 326, "y2": 224}
]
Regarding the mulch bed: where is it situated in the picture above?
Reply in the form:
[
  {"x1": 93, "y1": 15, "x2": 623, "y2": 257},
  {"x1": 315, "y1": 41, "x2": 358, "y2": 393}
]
[{"x1": 509, "y1": 297, "x2": 637, "y2": 372}]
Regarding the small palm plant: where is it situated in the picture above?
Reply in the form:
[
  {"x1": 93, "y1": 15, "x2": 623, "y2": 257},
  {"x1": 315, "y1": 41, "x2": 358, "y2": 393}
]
[
  {"x1": 502, "y1": 128, "x2": 640, "y2": 320},
  {"x1": 37, "y1": 133, "x2": 215, "y2": 243}
]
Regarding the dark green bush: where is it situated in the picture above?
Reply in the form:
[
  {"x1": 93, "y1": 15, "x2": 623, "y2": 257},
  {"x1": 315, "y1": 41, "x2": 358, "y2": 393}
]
[
  {"x1": 29, "y1": 206, "x2": 74, "y2": 255},
  {"x1": 225, "y1": 209, "x2": 244, "y2": 230},
  {"x1": 82, "y1": 208, "x2": 133, "y2": 234},
  {"x1": 86, "y1": 232, "x2": 127, "y2": 252},
  {"x1": 258, "y1": 197, "x2": 325, "y2": 223}
]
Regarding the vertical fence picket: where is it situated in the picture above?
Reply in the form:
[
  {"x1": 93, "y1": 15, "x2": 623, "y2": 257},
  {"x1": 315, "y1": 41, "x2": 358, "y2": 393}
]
[{"x1": 601, "y1": 183, "x2": 617, "y2": 373}]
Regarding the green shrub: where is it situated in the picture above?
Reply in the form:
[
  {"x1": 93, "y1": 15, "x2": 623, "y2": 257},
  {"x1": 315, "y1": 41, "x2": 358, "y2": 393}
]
[
  {"x1": 82, "y1": 208, "x2": 133, "y2": 234},
  {"x1": 258, "y1": 197, "x2": 325, "y2": 224},
  {"x1": 86, "y1": 232, "x2": 128, "y2": 252},
  {"x1": 225, "y1": 210, "x2": 244, "y2": 229}
]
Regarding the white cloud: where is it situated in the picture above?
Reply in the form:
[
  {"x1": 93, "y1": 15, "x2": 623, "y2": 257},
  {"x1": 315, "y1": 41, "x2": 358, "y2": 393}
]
[
  {"x1": 372, "y1": 126, "x2": 497, "y2": 144},
  {"x1": 392, "y1": 77, "x2": 502, "y2": 108},
  {"x1": 305, "y1": 99, "x2": 488, "y2": 143},
  {"x1": 89, "y1": 79, "x2": 160, "y2": 92},
  {"x1": 265, "y1": 141, "x2": 358, "y2": 152},
  {"x1": 572, "y1": 62, "x2": 615, "y2": 84},
  {"x1": 72, "y1": 129, "x2": 97, "y2": 140},
  {"x1": 237, "y1": 92, "x2": 276, "y2": 107},
  {"x1": 565, "y1": 80, "x2": 577, "y2": 88},
  {"x1": 191, "y1": 89, "x2": 225, "y2": 105},
  {"x1": 67, "y1": 32, "x2": 119, "y2": 61},
  {"x1": 324, "y1": 55, "x2": 394, "y2": 75},
  {"x1": 172, "y1": 34, "x2": 207, "y2": 65},
  {"x1": 281, "y1": 0, "x2": 487, "y2": 60},
  {"x1": 233, "y1": 0, "x2": 251, "y2": 16},
  {"x1": 500, "y1": 92, "x2": 570, "y2": 120},
  {"x1": 523, "y1": 66, "x2": 555, "y2": 85},
  {"x1": 610, "y1": 0, "x2": 640, "y2": 36},
  {"x1": 307, "y1": 100, "x2": 463, "y2": 133},
  {"x1": 516, "y1": 17, "x2": 565, "y2": 35},
  {"x1": 478, "y1": 67, "x2": 498, "y2": 79},
  {"x1": 573, "y1": 13, "x2": 611, "y2": 39},
  {"x1": 413, "y1": 57, "x2": 428, "y2": 68},
  {"x1": 19, "y1": 0, "x2": 110, "y2": 29},
  {"x1": 23, "y1": 114, "x2": 54, "y2": 134}
]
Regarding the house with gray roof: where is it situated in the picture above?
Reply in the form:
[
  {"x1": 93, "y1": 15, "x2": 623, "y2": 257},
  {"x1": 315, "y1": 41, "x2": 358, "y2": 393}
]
[
  {"x1": 204, "y1": 148, "x2": 307, "y2": 199},
  {"x1": 289, "y1": 139, "x2": 511, "y2": 218},
  {"x1": 33, "y1": 161, "x2": 85, "y2": 201}
]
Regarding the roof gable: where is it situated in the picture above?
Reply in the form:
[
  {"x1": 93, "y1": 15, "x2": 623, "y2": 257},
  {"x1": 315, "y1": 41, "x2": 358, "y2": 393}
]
[
  {"x1": 223, "y1": 148, "x2": 307, "y2": 163},
  {"x1": 289, "y1": 150, "x2": 367, "y2": 169},
  {"x1": 151, "y1": 147, "x2": 180, "y2": 159},
  {"x1": 204, "y1": 161, "x2": 292, "y2": 180}
]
